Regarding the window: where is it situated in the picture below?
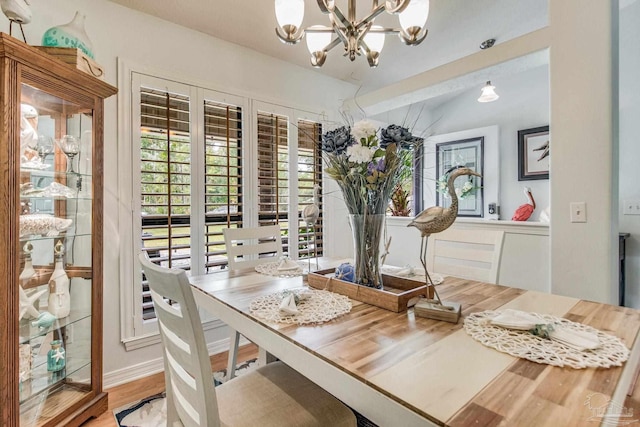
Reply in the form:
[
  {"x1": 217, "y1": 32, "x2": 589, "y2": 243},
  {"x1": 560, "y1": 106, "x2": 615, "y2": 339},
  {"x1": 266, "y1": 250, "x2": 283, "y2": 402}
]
[
  {"x1": 121, "y1": 71, "x2": 323, "y2": 342},
  {"x1": 203, "y1": 101, "x2": 244, "y2": 271},
  {"x1": 255, "y1": 105, "x2": 323, "y2": 259},
  {"x1": 296, "y1": 120, "x2": 323, "y2": 258}
]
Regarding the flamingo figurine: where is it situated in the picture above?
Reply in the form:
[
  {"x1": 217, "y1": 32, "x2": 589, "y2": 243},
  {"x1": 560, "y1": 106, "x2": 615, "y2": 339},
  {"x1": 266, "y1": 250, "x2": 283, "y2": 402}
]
[{"x1": 512, "y1": 187, "x2": 536, "y2": 221}]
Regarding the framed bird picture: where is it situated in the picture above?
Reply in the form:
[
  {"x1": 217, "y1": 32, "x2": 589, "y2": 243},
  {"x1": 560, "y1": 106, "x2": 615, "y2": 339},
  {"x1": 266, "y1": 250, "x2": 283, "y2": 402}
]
[
  {"x1": 518, "y1": 126, "x2": 549, "y2": 181},
  {"x1": 435, "y1": 137, "x2": 484, "y2": 217}
]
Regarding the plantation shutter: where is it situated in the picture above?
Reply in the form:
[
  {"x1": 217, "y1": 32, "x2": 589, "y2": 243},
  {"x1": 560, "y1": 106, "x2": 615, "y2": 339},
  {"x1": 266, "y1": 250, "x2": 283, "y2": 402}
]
[
  {"x1": 203, "y1": 100, "x2": 243, "y2": 271},
  {"x1": 256, "y1": 111, "x2": 289, "y2": 251},
  {"x1": 139, "y1": 87, "x2": 192, "y2": 319},
  {"x1": 297, "y1": 120, "x2": 323, "y2": 258}
]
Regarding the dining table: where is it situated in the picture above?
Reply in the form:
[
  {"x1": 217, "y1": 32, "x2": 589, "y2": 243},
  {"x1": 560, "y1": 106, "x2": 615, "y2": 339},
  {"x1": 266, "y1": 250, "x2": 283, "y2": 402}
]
[{"x1": 190, "y1": 258, "x2": 640, "y2": 427}]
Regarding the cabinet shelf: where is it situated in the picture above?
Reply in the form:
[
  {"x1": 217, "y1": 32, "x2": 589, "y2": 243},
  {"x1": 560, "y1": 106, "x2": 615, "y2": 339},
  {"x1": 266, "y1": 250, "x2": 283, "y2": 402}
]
[
  {"x1": 20, "y1": 266, "x2": 92, "y2": 290},
  {"x1": 19, "y1": 309, "x2": 91, "y2": 345},
  {"x1": 19, "y1": 231, "x2": 92, "y2": 243},
  {"x1": 20, "y1": 169, "x2": 92, "y2": 181},
  {"x1": 19, "y1": 355, "x2": 91, "y2": 405}
]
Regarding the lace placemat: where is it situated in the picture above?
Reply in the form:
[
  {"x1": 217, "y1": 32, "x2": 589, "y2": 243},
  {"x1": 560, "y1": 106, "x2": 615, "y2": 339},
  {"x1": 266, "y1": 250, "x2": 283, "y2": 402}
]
[
  {"x1": 255, "y1": 261, "x2": 303, "y2": 277},
  {"x1": 250, "y1": 288, "x2": 351, "y2": 325},
  {"x1": 464, "y1": 310, "x2": 630, "y2": 369}
]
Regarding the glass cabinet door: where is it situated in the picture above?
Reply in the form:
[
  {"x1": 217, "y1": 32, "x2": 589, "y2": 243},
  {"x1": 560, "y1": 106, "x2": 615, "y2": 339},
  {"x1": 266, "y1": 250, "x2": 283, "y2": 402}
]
[{"x1": 18, "y1": 82, "x2": 95, "y2": 426}]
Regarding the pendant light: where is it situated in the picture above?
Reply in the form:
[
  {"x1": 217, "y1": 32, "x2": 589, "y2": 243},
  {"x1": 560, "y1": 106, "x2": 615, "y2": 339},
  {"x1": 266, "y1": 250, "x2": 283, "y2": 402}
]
[{"x1": 478, "y1": 81, "x2": 499, "y2": 103}]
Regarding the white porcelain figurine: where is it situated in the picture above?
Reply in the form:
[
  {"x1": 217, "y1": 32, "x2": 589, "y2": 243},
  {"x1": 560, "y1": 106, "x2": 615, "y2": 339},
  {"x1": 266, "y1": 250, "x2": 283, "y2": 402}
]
[{"x1": 48, "y1": 242, "x2": 70, "y2": 319}]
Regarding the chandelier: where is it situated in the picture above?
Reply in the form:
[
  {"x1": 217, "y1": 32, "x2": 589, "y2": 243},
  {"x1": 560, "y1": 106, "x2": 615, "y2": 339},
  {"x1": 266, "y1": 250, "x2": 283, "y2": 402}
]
[{"x1": 275, "y1": 0, "x2": 430, "y2": 68}]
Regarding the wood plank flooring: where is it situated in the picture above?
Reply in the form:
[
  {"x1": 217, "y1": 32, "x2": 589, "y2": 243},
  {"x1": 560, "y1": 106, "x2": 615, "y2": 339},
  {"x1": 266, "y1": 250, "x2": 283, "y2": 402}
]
[{"x1": 81, "y1": 344, "x2": 258, "y2": 427}]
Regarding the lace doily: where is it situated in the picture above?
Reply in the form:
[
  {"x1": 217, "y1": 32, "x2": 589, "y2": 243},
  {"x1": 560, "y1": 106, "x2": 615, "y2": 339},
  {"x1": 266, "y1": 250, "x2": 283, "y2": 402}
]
[
  {"x1": 464, "y1": 310, "x2": 630, "y2": 369},
  {"x1": 255, "y1": 261, "x2": 303, "y2": 277},
  {"x1": 250, "y1": 288, "x2": 351, "y2": 325}
]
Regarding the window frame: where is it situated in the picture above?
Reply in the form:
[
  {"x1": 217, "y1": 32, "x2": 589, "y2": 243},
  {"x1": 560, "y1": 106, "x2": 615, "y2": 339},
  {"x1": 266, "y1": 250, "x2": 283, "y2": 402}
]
[{"x1": 118, "y1": 62, "x2": 325, "y2": 347}]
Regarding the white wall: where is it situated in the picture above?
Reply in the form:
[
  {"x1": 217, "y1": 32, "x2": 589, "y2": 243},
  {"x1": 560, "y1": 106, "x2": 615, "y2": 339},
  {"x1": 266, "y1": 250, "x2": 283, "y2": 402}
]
[
  {"x1": 4, "y1": 0, "x2": 357, "y2": 383},
  {"x1": 429, "y1": 65, "x2": 550, "y2": 221},
  {"x1": 619, "y1": 0, "x2": 640, "y2": 308}
]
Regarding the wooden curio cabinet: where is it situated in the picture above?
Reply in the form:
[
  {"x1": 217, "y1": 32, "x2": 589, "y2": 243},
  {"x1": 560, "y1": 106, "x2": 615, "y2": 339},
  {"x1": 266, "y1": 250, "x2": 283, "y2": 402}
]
[{"x1": 0, "y1": 34, "x2": 117, "y2": 426}]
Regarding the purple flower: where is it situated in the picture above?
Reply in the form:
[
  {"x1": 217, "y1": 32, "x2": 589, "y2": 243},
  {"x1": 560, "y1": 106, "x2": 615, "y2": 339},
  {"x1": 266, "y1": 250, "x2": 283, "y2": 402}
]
[
  {"x1": 367, "y1": 158, "x2": 385, "y2": 174},
  {"x1": 322, "y1": 126, "x2": 355, "y2": 154}
]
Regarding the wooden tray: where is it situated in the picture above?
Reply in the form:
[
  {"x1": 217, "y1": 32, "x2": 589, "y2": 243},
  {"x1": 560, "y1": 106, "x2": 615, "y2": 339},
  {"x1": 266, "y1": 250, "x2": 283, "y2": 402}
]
[
  {"x1": 34, "y1": 46, "x2": 105, "y2": 80},
  {"x1": 307, "y1": 268, "x2": 432, "y2": 312}
]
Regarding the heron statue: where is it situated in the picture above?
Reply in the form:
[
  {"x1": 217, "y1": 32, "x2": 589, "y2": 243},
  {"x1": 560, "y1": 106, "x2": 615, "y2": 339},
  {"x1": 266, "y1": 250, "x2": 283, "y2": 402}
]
[
  {"x1": 302, "y1": 184, "x2": 320, "y2": 271},
  {"x1": 408, "y1": 166, "x2": 482, "y2": 314}
]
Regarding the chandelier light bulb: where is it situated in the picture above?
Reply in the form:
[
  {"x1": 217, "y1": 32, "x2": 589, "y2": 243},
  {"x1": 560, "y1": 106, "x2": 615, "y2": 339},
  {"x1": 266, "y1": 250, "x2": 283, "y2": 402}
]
[
  {"x1": 275, "y1": 0, "x2": 304, "y2": 29},
  {"x1": 478, "y1": 81, "x2": 499, "y2": 103},
  {"x1": 363, "y1": 26, "x2": 385, "y2": 54},
  {"x1": 399, "y1": 0, "x2": 430, "y2": 32},
  {"x1": 306, "y1": 26, "x2": 331, "y2": 54}
]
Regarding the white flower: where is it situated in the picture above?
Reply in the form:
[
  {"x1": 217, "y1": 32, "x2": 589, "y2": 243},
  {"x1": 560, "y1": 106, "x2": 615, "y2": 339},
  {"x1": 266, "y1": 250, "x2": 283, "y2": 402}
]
[
  {"x1": 455, "y1": 188, "x2": 462, "y2": 197},
  {"x1": 352, "y1": 120, "x2": 377, "y2": 143},
  {"x1": 346, "y1": 144, "x2": 374, "y2": 164}
]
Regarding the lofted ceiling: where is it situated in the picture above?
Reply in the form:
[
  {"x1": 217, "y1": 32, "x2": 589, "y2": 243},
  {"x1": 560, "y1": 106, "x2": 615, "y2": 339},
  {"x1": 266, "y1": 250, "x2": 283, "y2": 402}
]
[{"x1": 107, "y1": 0, "x2": 548, "y2": 95}]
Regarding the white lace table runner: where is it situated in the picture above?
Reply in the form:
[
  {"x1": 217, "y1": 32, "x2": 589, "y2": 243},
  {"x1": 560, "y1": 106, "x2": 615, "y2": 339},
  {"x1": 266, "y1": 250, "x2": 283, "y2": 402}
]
[
  {"x1": 249, "y1": 288, "x2": 351, "y2": 325},
  {"x1": 464, "y1": 310, "x2": 630, "y2": 369},
  {"x1": 255, "y1": 261, "x2": 303, "y2": 277}
]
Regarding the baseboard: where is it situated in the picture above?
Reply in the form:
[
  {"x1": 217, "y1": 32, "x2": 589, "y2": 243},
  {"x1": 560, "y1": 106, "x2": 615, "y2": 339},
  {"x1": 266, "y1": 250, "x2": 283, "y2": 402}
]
[{"x1": 104, "y1": 330, "x2": 250, "y2": 389}]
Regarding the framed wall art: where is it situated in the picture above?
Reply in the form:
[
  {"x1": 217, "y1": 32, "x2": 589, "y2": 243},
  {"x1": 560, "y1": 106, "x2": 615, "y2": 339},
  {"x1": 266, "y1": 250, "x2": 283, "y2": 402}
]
[
  {"x1": 435, "y1": 137, "x2": 484, "y2": 217},
  {"x1": 518, "y1": 126, "x2": 549, "y2": 181}
]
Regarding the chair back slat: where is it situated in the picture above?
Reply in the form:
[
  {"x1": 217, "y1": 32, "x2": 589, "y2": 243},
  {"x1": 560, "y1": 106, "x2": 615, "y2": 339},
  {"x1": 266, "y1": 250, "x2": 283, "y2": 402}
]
[
  {"x1": 427, "y1": 228, "x2": 505, "y2": 284},
  {"x1": 223, "y1": 225, "x2": 283, "y2": 271},
  {"x1": 139, "y1": 253, "x2": 221, "y2": 427}
]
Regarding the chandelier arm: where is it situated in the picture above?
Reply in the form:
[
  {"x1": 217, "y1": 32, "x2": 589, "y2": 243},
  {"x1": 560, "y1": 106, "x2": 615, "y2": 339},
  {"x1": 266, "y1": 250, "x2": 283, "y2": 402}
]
[
  {"x1": 355, "y1": 3, "x2": 387, "y2": 31},
  {"x1": 324, "y1": 37, "x2": 342, "y2": 53},
  {"x1": 328, "y1": 14, "x2": 350, "y2": 47},
  {"x1": 317, "y1": 0, "x2": 334, "y2": 14},
  {"x1": 398, "y1": 28, "x2": 428, "y2": 46},
  {"x1": 359, "y1": 40, "x2": 380, "y2": 67},
  {"x1": 328, "y1": 3, "x2": 351, "y2": 29},
  {"x1": 275, "y1": 26, "x2": 304, "y2": 45},
  {"x1": 384, "y1": 0, "x2": 411, "y2": 14}
]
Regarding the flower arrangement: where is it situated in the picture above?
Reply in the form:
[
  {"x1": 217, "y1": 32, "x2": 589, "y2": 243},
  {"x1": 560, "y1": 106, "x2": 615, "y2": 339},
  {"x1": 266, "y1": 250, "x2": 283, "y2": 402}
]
[
  {"x1": 321, "y1": 120, "x2": 422, "y2": 215},
  {"x1": 321, "y1": 120, "x2": 422, "y2": 288},
  {"x1": 436, "y1": 171, "x2": 479, "y2": 199}
]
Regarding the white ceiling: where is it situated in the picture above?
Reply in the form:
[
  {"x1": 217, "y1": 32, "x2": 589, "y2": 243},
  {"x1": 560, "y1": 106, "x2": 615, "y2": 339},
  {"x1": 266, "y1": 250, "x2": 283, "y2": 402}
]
[{"x1": 107, "y1": 0, "x2": 548, "y2": 94}]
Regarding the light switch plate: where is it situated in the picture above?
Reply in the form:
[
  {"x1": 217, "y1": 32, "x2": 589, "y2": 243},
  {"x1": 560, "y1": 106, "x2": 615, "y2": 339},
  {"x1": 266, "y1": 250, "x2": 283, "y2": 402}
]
[
  {"x1": 570, "y1": 202, "x2": 587, "y2": 223},
  {"x1": 623, "y1": 199, "x2": 640, "y2": 215}
]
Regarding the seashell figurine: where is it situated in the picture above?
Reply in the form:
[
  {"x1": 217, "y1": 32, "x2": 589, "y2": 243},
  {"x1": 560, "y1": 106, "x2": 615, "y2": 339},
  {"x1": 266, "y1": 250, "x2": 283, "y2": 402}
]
[{"x1": 19, "y1": 214, "x2": 73, "y2": 237}]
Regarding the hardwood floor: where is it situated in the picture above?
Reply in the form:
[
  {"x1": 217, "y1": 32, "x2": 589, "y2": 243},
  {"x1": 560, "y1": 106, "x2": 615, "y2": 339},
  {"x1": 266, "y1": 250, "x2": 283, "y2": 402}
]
[{"x1": 82, "y1": 344, "x2": 258, "y2": 427}]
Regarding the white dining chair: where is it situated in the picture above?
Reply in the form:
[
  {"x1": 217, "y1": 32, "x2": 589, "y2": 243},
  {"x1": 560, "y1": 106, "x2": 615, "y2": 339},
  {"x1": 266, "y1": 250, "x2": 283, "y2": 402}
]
[
  {"x1": 426, "y1": 228, "x2": 505, "y2": 284},
  {"x1": 139, "y1": 252, "x2": 356, "y2": 427},
  {"x1": 223, "y1": 224, "x2": 283, "y2": 270},
  {"x1": 223, "y1": 224, "x2": 282, "y2": 380}
]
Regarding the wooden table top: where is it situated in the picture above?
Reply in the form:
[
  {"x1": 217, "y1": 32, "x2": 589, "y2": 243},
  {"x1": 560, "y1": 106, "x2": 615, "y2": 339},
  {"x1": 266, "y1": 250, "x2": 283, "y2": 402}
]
[{"x1": 191, "y1": 260, "x2": 640, "y2": 427}]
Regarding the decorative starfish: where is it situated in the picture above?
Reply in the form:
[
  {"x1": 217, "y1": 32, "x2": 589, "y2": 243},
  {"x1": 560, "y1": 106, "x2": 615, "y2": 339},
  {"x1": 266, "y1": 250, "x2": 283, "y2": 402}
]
[
  {"x1": 19, "y1": 285, "x2": 46, "y2": 321},
  {"x1": 51, "y1": 348, "x2": 65, "y2": 363}
]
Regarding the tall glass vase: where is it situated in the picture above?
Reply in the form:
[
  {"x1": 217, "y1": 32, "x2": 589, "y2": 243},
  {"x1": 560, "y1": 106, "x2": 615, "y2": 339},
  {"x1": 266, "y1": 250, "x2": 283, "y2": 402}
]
[{"x1": 349, "y1": 214, "x2": 385, "y2": 289}]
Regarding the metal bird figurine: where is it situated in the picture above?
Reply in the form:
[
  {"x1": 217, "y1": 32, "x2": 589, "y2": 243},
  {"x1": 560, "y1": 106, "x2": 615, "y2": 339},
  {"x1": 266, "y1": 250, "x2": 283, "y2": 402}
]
[
  {"x1": 408, "y1": 166, "x2": 482, "y2": 306},
  {"x1": 1, "y1": 0, "x2": 31, "y2": 42},
  {"x1": 302, "y1": 185, "x2": 320, "y2": 270},
  {"x1": 512, "y1": 187, "x2": 536, "y2": 221}
]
